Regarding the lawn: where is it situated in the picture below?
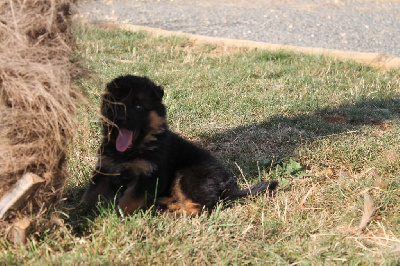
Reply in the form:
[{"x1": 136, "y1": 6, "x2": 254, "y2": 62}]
[{"x1": 1, "y1": 24, "x2": 399, "y2": 264}]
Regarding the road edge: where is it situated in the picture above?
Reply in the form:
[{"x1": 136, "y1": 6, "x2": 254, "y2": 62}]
[{"x1": 78, "y1": 20, "x2": 400, "y2": 71}]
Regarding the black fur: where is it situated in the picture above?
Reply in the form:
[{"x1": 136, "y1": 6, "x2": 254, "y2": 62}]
[{"x1": 82, "y1": 75, "x2": 278, "y2": 215}]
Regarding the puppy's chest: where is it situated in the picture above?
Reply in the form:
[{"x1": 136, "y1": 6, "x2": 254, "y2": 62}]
[{"x1": 96, "y1": 156, "x2": 158, "y2": 176}]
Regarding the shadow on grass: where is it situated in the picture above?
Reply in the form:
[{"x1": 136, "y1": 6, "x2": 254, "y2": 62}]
[
  {"x1": 64, "y1": 96, "x2": 400, "y2": 235},
  {"x1": 62, "y1": 187, "x2": 97, "y2": 236},
  {"x1": 200, "y1": 96, "x2": 400, "y2": 176}
]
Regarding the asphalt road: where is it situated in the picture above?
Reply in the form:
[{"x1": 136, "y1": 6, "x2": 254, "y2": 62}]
[{"x1": 77, "y1": 0, "x2": 400, "y2": 57}]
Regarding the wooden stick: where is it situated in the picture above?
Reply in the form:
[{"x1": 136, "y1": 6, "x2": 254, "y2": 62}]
[
  {"x1": 357, "y1": 192, "x2": 377, "y2": 233},
  {"x1": 12, "y1": 219, "x2": 31, "y2": 246},
  {"x1": 0, "y1": 173, "x2": 45, "y2": 219}
]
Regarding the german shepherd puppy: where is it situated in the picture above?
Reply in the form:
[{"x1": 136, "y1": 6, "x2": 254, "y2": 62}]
[{"x1": 82, "y1": 75, "x2": 278, "y2": 215}]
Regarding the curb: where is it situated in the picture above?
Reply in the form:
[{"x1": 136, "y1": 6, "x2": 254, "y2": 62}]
[{"x1": 84, "y1": 21, "x2": 400, "y2": 72}]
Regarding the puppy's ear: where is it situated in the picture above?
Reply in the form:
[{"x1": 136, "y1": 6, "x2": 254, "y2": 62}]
[
  {"x1": 106, "y1": 79, "x2": 117, "y2": 94},
  {"x1": 152, "y1": 85, "x2": 164, "y2": 101},
  {"x1": 100, "y1": 93, "x2": 111, "y2": 117}
]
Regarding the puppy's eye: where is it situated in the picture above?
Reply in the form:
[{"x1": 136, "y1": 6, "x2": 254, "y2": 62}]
[{"x1": 134, "y1": 105, "x2": 143, "y2": 110}]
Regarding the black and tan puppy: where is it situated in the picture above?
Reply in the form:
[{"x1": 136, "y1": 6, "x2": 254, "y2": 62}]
[{"x1": 82, "y1": 75, "x2": 278, "y2": 215}]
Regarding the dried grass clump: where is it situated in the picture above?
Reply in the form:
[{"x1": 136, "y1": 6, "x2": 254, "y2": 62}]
[{"x1": 0, "y1": 0, "x2": 78, "y2": 226}]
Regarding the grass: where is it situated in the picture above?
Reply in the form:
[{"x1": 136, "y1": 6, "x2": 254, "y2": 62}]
[{"x1": 1, "y1": 24, "x2": 400, "y2": 264}]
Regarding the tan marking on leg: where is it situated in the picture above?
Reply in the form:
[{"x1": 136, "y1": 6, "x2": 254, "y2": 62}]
[
  {"x1": 170, "y1": 175, "x2": 202, "y2": 216},
  {"x1": 180, "y1": 201, "x2": 202, "y2": 216},
  {"x1": 118, "y1": 186, "x2": 145, "y2": 215},
  {"x1": 157, "y1": 197, "x2": 182, "y2": 211},
  {"x1": 171, "y1": 175, "x2": 184, "y2": 202}
]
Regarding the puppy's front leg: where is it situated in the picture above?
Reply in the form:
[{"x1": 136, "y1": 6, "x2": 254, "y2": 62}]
[
  {"x1": 81, "y1": 173, "x2": 117, "y2": 206},
  {"x1": 118, "y1": 183, "x2": 151, "y2": 215}
]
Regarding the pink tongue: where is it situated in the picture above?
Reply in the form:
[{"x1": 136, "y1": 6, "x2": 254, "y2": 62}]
[{"x1": 116, "y1": 128, "x2": 134, "y2": 152}]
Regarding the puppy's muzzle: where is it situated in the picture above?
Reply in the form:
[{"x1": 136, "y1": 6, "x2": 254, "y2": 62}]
[{"x1": 115, "y1": 114, "x2": 127, "y2": 123}]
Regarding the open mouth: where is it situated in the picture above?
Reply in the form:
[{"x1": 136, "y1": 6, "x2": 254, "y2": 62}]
[{"x1": 116, "y1": 128, "x2": 139, "y2": 152}]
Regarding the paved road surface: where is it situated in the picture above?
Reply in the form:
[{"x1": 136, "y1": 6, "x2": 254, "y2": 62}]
[{"x1": 77, "y1": 0, "x2": 400, "y2": 57}]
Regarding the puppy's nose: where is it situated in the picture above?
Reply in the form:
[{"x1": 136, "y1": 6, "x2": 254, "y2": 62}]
[
  {"x1": 115, "y1": 105, "x2": 127, "y2": 121},
  {"x1": 115, "y1": 114, "x2": 127, "y2": 122}
]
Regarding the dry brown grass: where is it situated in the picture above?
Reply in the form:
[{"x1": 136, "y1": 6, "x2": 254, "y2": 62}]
[{"x1": 0, "y1": 0, "x2": 78, "y2": 233}]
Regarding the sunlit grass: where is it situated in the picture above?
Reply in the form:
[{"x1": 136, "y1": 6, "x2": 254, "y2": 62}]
[{"x1": 1, "y1": 24, "x2": 399, "y2": 264}]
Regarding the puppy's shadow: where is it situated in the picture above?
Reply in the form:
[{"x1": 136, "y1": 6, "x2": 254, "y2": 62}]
[
  {"x1": 197, "y1": 97, "x2": 400, "y2": 176},
  {"x1": 63, "y1": 187, "x2": 97, "y2": 236}
]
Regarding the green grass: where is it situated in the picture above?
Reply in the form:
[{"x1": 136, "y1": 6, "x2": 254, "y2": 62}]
[{"x1": 2, "y1": 24, "x2": 400, "y2": 264}]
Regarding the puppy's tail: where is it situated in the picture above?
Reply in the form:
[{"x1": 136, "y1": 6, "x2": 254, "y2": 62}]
[{"x1": 224, "y1": 180, "x2": 278, "y2": 202}]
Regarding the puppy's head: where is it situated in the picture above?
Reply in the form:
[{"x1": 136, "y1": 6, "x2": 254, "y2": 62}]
[{"x1": 101, "y1": 75, "x2": 166, "y2": 152}]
